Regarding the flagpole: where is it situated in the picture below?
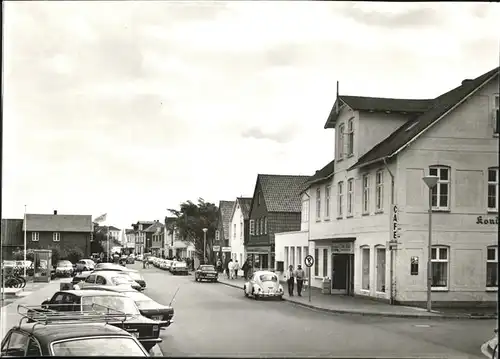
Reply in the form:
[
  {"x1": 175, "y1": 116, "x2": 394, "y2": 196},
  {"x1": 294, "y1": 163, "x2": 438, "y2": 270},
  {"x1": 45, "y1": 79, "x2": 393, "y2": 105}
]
[{"x1": 23, "y1": 205, "x2": 27, "y2": 278}]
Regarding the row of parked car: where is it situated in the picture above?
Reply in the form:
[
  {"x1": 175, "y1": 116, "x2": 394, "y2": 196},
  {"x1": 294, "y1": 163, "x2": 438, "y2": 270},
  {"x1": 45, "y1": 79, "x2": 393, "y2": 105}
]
[
  {"x1": 150, "y1": 257, "x2": 189, "y2": 275},
  {"x1": 1, "y1": 263, "x2": 174, "y2": 357}
]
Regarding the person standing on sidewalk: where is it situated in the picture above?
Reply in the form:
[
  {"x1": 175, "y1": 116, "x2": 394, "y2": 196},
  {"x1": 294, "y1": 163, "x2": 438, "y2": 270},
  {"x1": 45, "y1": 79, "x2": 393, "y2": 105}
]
[
  {"x1": 295, "y1": 265, "x2": 305, "y2": 296},
  {"x1": 228, "y1": 259, "x2": 235, "y2": 279},
  {"x1": 233, "y1": 260, "x2": 240, "y2": 279},
  {"x1": 242, "y1": 260, "x2": 249, "y2": 279},
  {"x1": 286, "y1": 265, "x2": 295, "y2": 296}
]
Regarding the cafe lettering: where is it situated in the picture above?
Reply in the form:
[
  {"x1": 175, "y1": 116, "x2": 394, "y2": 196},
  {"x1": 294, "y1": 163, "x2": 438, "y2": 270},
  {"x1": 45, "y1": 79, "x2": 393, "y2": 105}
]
[{"x1": 476, "y1": 216, "x2": 499, "y2": 225}]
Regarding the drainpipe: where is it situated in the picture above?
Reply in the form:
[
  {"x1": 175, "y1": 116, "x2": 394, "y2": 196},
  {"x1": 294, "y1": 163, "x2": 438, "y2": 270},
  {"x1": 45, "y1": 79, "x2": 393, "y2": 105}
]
[
  {"x1": 303, "y1": 190, "x2": 312, "y2": 302},
  {"x1": 383, "y1": 157, "x2": 396, "y2": 305}
]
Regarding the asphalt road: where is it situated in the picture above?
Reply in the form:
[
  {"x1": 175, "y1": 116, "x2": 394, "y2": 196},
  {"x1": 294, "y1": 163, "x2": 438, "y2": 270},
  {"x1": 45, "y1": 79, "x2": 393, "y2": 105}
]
[{"x1": 133, "y1": 263, "x2": 495, "y2": 358}]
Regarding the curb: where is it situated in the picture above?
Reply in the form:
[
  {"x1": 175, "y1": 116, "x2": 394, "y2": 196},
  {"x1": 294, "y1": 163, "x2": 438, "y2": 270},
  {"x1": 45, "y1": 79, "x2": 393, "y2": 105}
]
[{"x1": 217, "y1": 280, "x2": 497, "y2": 320}]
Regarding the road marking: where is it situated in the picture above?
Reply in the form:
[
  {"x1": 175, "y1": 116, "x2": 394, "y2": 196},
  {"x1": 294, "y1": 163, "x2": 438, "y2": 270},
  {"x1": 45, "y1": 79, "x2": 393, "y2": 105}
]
[{"x1": 413, "y1": 324, "x2": 431, "y2": 328}]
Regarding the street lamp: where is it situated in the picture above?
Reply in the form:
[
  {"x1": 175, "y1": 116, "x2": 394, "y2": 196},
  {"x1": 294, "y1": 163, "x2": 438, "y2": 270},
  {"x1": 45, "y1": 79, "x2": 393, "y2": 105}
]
[
  {"x1": 422, "y1": 175, "x2": 439, "y2": 313},
  {"x1": 202, "y1": 228, "x2": 208, "y2": 264}
]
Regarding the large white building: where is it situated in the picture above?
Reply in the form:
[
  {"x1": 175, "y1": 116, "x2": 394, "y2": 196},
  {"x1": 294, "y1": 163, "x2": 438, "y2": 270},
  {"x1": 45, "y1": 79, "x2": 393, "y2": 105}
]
[
  {"x1": 228, "y1": 197, "x2": 252, "y2": 265},
  {"x1": 277, "y1": 67, "x2": 499, "y2": 307}
]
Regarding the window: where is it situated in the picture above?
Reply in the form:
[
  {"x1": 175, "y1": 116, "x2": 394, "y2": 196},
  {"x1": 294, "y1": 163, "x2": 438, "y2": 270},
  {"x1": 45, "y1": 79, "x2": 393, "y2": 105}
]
[
  {"x1": 431, "y1": 246, "x2": 449, "y2": 289},
  {"x1": 260, "y1": 218, "x2": 264, "y2": 235},
  {"x1": 290, "y1": 247, "x2": 295, "y2": 267},
  {"x1": 376, "y1": 247, "x2": 386, "y2": 292},
  {"x1": 488, "y1": 168, "x2": 498, "y2": 212},
  {"x1": 325, "y1": 185, "x2": 331, "y2": 219},
  {"x1": 26, "y1": 338, "x2": 42, "y2": 357},
  {"x1": 284, "y1": 247, "x2": 289, "y2": 269},
  {"x1": 338, "y1": 124, "x2": 345, "y2": 160},
  {"x1": 337, "y1": 181, "x2": 344, "y2": 217},
  {"x1": 216, "y1": 230, "x2": 221, "y2": 241},
  {"x1": 362, "y1": 174, "x2": 370, "y2": 214},
  {"x1": 4, "y1": 331, "x2": 29, "y2": 354},
  {"x1": 31, "y1": 232, "x2": 39, "y2": 242},
  {"x1": 346, "y1": 118, "x2": 354, "y2": 156},
  {"x1": 233, "y1": 223, "x2": 236, "y2": 239},
  {"x1": 361, "y1": 247, "x2": 370, "y2": 290},
  {"x1": 138, "y1": 224, "x2": 143, "y2": 231},
  {"x1": 264, "y1": 217, "x2": 267, "y2": 234},
  {"x1": 347, "y1": 179, "x2": 354, "y2": 216},
  {"x1": 297, "y1": 247, "x2": 302, "y2": 267},
  {"x1": 301, "y1": 200, "x2": 309, "y2": 222},
  {"x1": 487, "y1": 246, "x2": 498, "y2": 288},
  {"x1": 53, "y1": 232, "x2": 61, "y2": 242},
  {"x1": 316, "y1": 188, "x2": 321, "y2": 220},
  {"x1": 375, "y1": 170, "x2": 384, "y2": 211},
  {"x1": 314, "y1": 248, "x2": 319, "y2": 276},
  {"x1": 429, "y1": 166, "x2": 450, "y2": 210},
  {"x1": 249, "y1": 221, "x2": 254, "y2": 236},
  {"x1": 257, "y1": 192, "x2": 261, "y2": 206},
  {"x1": 240, "y1": 221, "x2": 243, "y2": 238},
  {"x1": 322, "y1": 248, "x2": 328, "y2": 277}
]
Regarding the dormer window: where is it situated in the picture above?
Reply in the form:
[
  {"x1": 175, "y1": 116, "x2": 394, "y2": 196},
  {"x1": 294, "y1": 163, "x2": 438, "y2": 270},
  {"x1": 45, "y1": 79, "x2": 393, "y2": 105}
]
[
  {"x1": 346, "y1": 118, "x2": 354, "y2": 156},
  {"x1": 337, "y1": 124, "x2": 345, "y2": 160}
]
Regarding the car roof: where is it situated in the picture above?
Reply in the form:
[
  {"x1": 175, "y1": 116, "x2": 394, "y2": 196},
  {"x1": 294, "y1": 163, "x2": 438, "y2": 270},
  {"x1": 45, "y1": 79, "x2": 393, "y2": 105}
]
[
  {"x1": 83, "y1": 286, "x2": 137, "y2": 294},
  {"x1": 254, "y1": 270, "x2": 277, "y2": 276},
  {"x1": 59, "y1": 290, "x2": 127, "y2": 297},
  {"x1": 18, "y1": 323, "x2": 129, "y2": 344}
]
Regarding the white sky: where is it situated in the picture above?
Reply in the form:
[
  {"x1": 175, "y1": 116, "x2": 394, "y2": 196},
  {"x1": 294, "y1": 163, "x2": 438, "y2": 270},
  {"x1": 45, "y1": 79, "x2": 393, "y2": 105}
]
[{"x1": 2, "y1": 1, "x2": 499, "y2": 229}]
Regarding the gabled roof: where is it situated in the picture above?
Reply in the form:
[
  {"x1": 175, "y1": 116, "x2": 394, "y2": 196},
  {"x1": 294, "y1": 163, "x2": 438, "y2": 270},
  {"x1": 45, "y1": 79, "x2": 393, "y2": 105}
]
[
  {"x1": 253, "y1": 174, "x2": 310, "y2": 213},
  {"x1": 144, "y1": 221, "x2": 164, "y2": 233},
  {"x1": 218, "y1": 200, "x2": 235, "y2": 240},
  {"x1": 304, "y1": 159, "x2": 335, "y2": 189},
  {"x1": 25, "y1": 214, "x2": 92, "y2": 232},
  {"x1": 324, "y1": 95, "x2": 433, "y2": 128},
  {"x1": 350, "y1": 67, "x2": 499, "y2": 170},
  {"x1": 229, "y1": 197, "x2": 253, "y2": 222},
  {"x1": 125, "y1": 229, "x2": 134, "y2": 234},
  {"x1": 108, "y1": 226, "x2": 120, "y2": 231}
]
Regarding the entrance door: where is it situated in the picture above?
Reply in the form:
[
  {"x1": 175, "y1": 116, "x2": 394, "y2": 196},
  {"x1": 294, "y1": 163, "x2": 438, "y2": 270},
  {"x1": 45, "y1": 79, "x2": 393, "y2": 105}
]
[{"x1": 332, "y1": 254, "x2": 348, "y2": 293}]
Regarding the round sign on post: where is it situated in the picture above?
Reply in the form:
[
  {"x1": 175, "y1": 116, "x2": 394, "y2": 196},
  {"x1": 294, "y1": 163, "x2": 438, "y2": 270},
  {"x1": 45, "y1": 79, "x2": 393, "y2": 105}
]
[{"x1": 304, "y1": 254, "x2": 314, "y2": 268}]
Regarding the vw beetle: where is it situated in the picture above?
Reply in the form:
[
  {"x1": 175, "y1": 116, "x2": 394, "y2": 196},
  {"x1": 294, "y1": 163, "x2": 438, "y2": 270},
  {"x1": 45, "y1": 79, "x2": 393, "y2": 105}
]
[{"x1": 243, "y1": 271, "x2": 284, "y2": 300}]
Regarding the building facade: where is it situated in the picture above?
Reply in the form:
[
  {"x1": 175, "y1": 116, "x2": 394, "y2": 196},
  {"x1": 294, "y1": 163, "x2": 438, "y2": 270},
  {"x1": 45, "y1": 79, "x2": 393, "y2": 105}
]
[
  {"x1": 228, "y1": 197, "x2": 252, "y2": 265},
  {"x1": 132, "y1": 221, "x2": 154, "y2": 255},
  {"x1": 144, "y1": 221, "x2": 165, "y2": 257},
  {"x1": 215, "y1": 200, "x2": 235, "y2": 264},
  {"x1": 1, "y1": 219, "x2": 25, "y2": 260},
  {"x1": 306, "y1": 67, "x2": 499, "y2": 307},
  {"x1": 247, "y1": 174, "x2": 309, "y2": 270}
]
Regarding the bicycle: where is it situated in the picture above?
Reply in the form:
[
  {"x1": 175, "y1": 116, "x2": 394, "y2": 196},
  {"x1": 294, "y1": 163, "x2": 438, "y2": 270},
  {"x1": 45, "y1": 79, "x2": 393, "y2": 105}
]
[{"x1": 2, "y1": 275, "x2": 26, "y2": 288}]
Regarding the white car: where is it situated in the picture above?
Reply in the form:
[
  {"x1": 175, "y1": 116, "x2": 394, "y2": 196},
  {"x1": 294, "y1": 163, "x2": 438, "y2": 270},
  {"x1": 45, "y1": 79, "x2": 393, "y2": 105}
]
[
  {"x1": 243, "y1": 271, "x2": 284, "y2": 300},
  {"x1": 170, "y1": 261, "x2": 188, "y2": 275},
  {"x1": 136, "y1": 254, "x2": 144, "y2": 261}
]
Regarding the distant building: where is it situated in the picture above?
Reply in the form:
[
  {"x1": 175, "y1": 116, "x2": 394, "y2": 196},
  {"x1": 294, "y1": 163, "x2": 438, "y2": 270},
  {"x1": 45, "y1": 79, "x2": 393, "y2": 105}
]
[
  {"x1": 228, "y1": 197, "x2": 252, "y2": 265},
  {"x1": 144, "y1": 220, "x2": 165, "y2": 257},
  {"x1": 1, "y1": 219, "x2": 25, "y2": 260},
  {"x1": 131, "y1": 221, "x2": 154, "y2": 255},
  {"x1": 215, "y1": 200, "x2": 235, "y2": 264}
]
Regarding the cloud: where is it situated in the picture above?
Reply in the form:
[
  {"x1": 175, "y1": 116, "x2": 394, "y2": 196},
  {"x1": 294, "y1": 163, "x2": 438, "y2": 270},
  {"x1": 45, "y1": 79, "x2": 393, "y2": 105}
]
[{"x1": 240, "y1": 126, "x2": 299, "y2": 144}]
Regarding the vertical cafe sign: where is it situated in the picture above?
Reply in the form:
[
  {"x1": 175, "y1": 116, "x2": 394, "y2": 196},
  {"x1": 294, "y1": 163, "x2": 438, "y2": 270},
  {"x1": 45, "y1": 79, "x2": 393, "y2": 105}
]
[{"x1": 392, "y1": 205, "x2": 401, "y2": 241}]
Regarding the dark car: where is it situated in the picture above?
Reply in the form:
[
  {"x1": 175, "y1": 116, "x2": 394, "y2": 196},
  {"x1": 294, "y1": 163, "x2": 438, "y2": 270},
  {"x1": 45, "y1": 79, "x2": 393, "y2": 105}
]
[
  {"x1": 1, "y1": 306, "x2": 149, "y2": 357},
  {"x1": 195, "y1": 265, "x2": 218, "y2": 282},
  {"x1": 31, "y1": 289, "x2": 162, "y2": 352},
  {"x1": 82, "y1": 286, "x2": 174, "y2": 328}
]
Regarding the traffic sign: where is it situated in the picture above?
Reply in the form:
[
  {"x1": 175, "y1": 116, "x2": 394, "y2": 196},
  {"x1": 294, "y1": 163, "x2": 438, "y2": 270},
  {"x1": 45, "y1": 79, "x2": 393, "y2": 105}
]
[{"x1": 304, "y1": 255, "x2": 314, "y2": 268}]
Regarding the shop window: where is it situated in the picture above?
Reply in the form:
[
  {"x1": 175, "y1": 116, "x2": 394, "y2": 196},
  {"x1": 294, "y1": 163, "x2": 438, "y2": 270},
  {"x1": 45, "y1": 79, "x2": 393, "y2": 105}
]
[
  {"x1": 361, "y1": 246, "x2": 370, "y2": 290},
  {"x1": 314, "y1": 248, "x2": 319, "y2": 276},
  {"x1": 431, "y1": 246, "x2": 449, "y2": 289},
  {"x1": 322, "y1": 248, "x2": 328, "y2": 277},
  {"x1": 487, "y1": 246, "x2": 498, "y2": 289}
]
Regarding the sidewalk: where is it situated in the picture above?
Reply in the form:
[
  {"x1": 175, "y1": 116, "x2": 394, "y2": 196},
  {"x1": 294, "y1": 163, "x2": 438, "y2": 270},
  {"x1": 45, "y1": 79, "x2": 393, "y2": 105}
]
[
  {"x1": 217, "y1": 277, "x2": 497, "y2": 320},
  {"x1": 0, "y1": 278, "x2": 66, "y2": 342}
]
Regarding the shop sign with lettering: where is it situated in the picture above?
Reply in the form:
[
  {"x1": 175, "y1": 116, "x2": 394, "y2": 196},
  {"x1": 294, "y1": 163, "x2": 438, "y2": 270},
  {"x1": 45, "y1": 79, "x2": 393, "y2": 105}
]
[
  {"x1": 222, "y1": 247, "x2": 232, "y2": 252},
  {"x1": 476, "y1": 216, "x2": 499, "y2": 225},
  {"x1": 392, "y1": 205, "x2": 401, "y2": 240},
  {"x1": 331, "y1": 242, "x2": 353, "y2": 254}
]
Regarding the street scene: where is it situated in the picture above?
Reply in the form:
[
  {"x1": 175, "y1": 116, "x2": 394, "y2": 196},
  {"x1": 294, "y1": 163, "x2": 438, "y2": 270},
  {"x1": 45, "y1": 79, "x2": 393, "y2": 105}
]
[{"x1": 2, "y1": 1, "x2": 499, "y2": 358}]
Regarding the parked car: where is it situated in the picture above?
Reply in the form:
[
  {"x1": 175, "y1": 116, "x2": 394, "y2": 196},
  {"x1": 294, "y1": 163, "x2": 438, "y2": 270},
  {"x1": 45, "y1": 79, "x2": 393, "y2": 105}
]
[
  {"x1": 82, "y1": 286, "x2": 174, "y2": 328},
  {"x1": 71, "y1": 271, "x2": 92, "y2": 287},
  {"x1": 195, "y1": 265, "x2": 218, "y2": 282},
  {"x1": 95, "y1": 263, "x2": 125, "y2": 270},
  {"x1": 55, "y1": 260, "x2": 74, "y2": 278},
  {"x1": 170, "y1": 261, "x2": 188, "y2": 275},
  {"x1": 127, "y1": 255, "x2": 135, "y2": 264},
  {"x1": 243, "y1": 271, "x2": 284, "y2": 300},
  {"x1": 1, "y1": 305, "x2": 149, "y2": 357},
  {"x1": 32, "y1": 289, "x2": 162, "y2": 352},
  {"x1": 75, "y1": 259, "x2": 95, "y2": 272},
  {"x1": 93, "y1": 267, "x2": 146, "y2": 289},
  {"x1": 78, "y1": 271, "x2": 142, "y2": 291},
  {"x1": 136, "y1": 254, "x2": 144, "y2": 261},
  {"x1": 481, "y1": 329, "x2": 498, "y2": 359}
]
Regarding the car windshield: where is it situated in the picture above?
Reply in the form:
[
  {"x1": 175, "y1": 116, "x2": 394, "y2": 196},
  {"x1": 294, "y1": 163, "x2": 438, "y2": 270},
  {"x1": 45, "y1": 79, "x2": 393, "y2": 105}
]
[
  {"x1": 259, "y1": 274, "x2": 278, "y2": 282},
  {"x1": 81, "y1": 295, "x2": 140, "y2": 315},
  {"x1": 112, "y1": 275, "x2": 133, "y2": 284},
  {"x1": 57, "y1": 261, "x2": 72, "y2": 267},
  {"x1": 51, "y1": 337, "x2": 146, "y2": 356},
  {"x1": 200, "y1": 265, "x2": 215, "y2": 271}
]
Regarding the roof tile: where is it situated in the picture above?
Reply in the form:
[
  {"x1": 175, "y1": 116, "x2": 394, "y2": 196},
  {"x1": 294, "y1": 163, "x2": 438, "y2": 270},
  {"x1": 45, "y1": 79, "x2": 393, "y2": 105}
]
[
  {"x1": 25, "y1": 214, "x2": 92, "y2": 232},
  {"x1": 219, "y1": 201, "x2": 235, "y2": 240},
  {"x1": 258, "y1": 174, "x2": 310, "y2": 213}
]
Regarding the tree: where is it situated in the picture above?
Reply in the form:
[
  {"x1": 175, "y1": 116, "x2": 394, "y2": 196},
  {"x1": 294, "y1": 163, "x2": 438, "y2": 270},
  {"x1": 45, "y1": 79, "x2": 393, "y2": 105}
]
[
  {"x1": 66, "y1": 248, "x2": 84, "y2": 263},
  {"x1": 168, "y1": 198, "x2": 218, "y2": 263}
]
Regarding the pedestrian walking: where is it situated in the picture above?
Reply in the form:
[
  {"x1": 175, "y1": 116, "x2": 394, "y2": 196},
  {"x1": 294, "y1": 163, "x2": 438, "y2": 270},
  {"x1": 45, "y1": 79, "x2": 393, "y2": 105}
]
[
  {"x1": 286, "y1": 265, "x2": 295, "y2": 296},
  {"x1": 295, "y1": 265, "x2": 305, "y2": 296},
  {"x1": 228, "y1": 259, "x2": 235, "y2": 279},
  {"x1": 224, "y1": 260, "x2": 230, "y2": 279},
  {"x1": 242, "y1": 260, "x2": 249, "y2": 279},
  {"x1": 234, "y1": 260, "x2": 240, "y2": 279},
  {"x1": 216, "y1": 259, "x2": 222, "y2": 273}
]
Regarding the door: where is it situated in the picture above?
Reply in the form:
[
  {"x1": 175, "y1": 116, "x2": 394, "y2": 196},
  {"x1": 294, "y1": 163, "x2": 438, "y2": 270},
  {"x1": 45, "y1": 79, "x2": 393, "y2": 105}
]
[{"x1": 332, "y1": 254, "x2": 348, "y2": 291}]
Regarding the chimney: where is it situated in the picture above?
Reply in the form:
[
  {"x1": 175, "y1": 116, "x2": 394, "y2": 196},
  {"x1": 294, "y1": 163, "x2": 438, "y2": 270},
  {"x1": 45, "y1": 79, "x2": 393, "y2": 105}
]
[
  {"x1": 54, "y1": 210, "x2": 58, "y2": 215},
  {"x1": 462, "y1": 79, "x2": 473, "y2": 85}
]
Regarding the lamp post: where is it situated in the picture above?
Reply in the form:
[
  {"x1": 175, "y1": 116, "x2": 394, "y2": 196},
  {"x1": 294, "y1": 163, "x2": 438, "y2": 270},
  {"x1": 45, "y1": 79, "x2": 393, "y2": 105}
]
[
  {"x1": 422, "y1": 175, "x2": 439, "y2": 313},
  {"x1": 202, "y1": 228, "x2": 208, "y2": 264}
]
